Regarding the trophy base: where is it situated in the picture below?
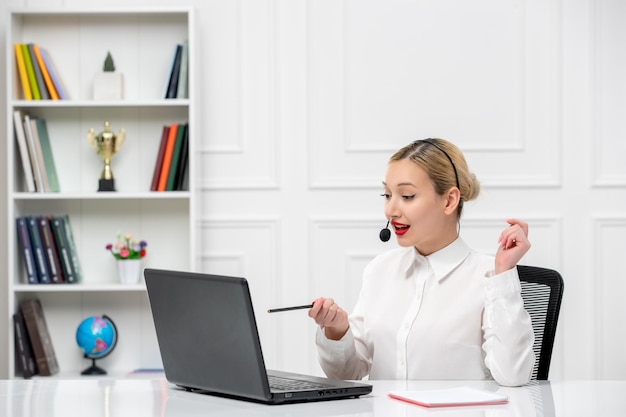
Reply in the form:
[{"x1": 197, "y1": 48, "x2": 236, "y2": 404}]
[{"x1": 98, "y1": 179, "x2": 116, "y2": 192}]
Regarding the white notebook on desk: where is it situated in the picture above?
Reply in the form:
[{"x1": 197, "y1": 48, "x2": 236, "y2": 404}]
[{"x1": 389, "y1": 386, "x2": 509, "y2": 408}]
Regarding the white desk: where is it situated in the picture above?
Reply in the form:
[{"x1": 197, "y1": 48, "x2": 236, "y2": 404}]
[{"x1": 1, "y1": 378, "x2": 625, "y2": 417}]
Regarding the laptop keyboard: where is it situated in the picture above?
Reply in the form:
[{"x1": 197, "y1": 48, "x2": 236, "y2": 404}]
[{"x1": 268, "y1": 375, "x2": 328, "y2": 391}]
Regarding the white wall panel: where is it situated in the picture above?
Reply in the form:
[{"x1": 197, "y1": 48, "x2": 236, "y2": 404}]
[
  {"x1": 308, "y1": 0, "x2": 561, "y2": 189},
  {"x1": 592, "y1": 0, "x2": 626, "y2": 186},
  {"x1": 593, "y1": 217, "x2": 626, "y2": 379},
  {"x1": 198, "y1": 0, "x2": 279, "y2": 190}
]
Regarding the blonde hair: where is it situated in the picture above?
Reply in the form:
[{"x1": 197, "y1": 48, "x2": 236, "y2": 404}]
[{"x1": 389, "y1": 138, "x2": 480, "y2": 217}]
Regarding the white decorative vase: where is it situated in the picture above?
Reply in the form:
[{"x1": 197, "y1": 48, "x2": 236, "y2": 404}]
[
  {"x1": 117, "y1": 259, "x2": 141, "y2": 284},
  {"x1": 93, "y1": 72, "x2": 124, "y2": 100}
]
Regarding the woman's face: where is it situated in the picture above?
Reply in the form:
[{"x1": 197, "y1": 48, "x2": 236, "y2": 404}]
[{"x1": 382, "y1": 158, "x2": 456, "y2": 255}]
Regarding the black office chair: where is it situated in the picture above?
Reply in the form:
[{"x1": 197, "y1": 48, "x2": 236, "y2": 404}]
[{"x1": 517, "y1": 265, "x2": 564, "y2": 380}]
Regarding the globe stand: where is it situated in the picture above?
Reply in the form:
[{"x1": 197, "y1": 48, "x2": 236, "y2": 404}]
[{"x1": 81, "y1": 356, "x2": 108, "y2": 375}]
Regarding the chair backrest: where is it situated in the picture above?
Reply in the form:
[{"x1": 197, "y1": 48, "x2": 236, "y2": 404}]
[{"x1": 517, "y1": 265, "x2": 564, "y2": 380}]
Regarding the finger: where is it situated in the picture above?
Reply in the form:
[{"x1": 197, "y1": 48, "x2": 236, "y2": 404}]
[
  {"x1": 322, "y1": 297, "x2": 336, "y2": 310},
  {"x1": 325, "y1": 304, "x2": 338, "y2": 324},
  {"x1": 308, "y1": 297, "x2": 325, "y2": 318},
  {"x1": 506, "y1": 218, "x2": 529, "y2": 237},
  {"x1": 504, "y1": 235, "x2": 518, "y2": 250},
  {"x1": 499, "y1": 222, "x2": 525, "y2": 246},
  {"x1": 312, "y1": 298, "x2": 337, "y2": 325},
  {"x1": 504, "y1": 231, "x2": 530, "y2": 250},
  {"x1": 498, "y1": 227, "x2": 515, "y2": 246},
  {"x1": 506, "y1": 231, "x2": 523, "y2": 249},
  {"x1": 499, "y1": 228, "x2": 521, "y2": 250}
]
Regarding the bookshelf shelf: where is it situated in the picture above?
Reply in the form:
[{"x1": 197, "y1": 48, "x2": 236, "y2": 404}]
[
  {"x1": 12, "y1": 99, "x2": 190, "y2": 109},
  {"x1": 5, "y1": 8, "x2": 196, "y2": 379},
  {"x1": 12, "y1": 192, "x2": 191, "y2": 201},
  {"x1": 11, "y1": 283, "x2": 147, "y2": 293}
]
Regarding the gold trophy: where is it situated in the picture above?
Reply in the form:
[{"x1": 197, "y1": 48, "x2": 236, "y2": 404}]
[{"x1": 88, "y1": 120, "x2": 126, "y2": 191}]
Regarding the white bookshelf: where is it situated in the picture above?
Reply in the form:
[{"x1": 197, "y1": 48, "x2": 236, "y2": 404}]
[{"x1": 5, "y1": 8, "x2": 196, "y2": 378}]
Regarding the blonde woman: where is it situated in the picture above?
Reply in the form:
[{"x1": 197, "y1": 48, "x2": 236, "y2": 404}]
[{"x1": 309, "y1": 138, "x2": 535, "y2": 387}]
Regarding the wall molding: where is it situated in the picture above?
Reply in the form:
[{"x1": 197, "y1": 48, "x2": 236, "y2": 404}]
[
  {"x1": 592, "y1": 216, "x2": 626, "y2": 378},
  {"x1": 590, "y1": 0, "x2": 626, "y2": 187},
  {"x1": 307, "y1": 0, "x2": 562, "y2": 189},
  {"x1": 198, "y1": 0, "x2": 280, "y2": 190}
]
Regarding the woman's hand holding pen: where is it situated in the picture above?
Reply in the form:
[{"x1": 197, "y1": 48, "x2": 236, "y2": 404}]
[
  {"x1": 308, "y1": 297, "x2": 350, "y2": 341},
  {"x1": 495, "y1": 218, "x2": 531, "y2": 274}
]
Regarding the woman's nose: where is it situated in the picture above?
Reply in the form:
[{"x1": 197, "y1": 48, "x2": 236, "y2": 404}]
[{"x1": 384, "y1": 197, "x2": 399, "y2": 220}]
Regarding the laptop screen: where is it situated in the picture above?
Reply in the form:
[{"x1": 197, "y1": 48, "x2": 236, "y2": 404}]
[{"x1": 145, "y1": 269, "x2": 272, "y2": 400}]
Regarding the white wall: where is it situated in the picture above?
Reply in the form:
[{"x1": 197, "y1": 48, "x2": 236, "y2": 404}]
[{"x1": 2, "y1": 0, "x2": 625, "y2": 381}]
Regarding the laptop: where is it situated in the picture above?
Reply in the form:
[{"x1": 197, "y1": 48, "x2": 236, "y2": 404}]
[{"x1": 144, "y1": 268, "x2": 372, "y2": 405}]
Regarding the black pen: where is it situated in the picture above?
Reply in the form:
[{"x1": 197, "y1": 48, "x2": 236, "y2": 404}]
[{"x1": 267, "y1": 304, "x2": 314, "y2": 313}]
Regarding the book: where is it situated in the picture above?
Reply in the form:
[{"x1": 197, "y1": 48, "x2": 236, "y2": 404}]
[
  {"x1": 37, "y1": 216, "x2": 64, "y2": 284},
  {"x1": 21, "y1": 44, "x2": 40, "y2": 100},
  {"x1": 61, "y1": 214, "x2": 83, "y2": 283},
  {"x1": 150, "y1": 125, "x2": 170, "y2": 191},
  {"x1": 163, "y1": 44, "x2": 181, "y2": 98},
  {"x1": 176, "y1": 39, "x2": 189, "y2": 99},
  {"x1": 174, "y1": 124, "x2": 189, "y2": 191},
  {"x1": 166, "y1": 123, "x2": 187, "y2": 191},
  {"x1": 35, "y1": 118, "x2": 60, "y2": 192},
  {"x1": 33, "y1": 44, "x2": 59, "y2": 100},
  {"x1": 16, "y1": 217, "x2": 38, "y2": 284},
  {"x1": 165, "y1": 44, "x2": 182, "y2": 99},
  {"x1": 50, "y1": 216, "x2": 77, "y2": 284},
  {"x1": 23, "y1": 114, "x2": 47, "y2": 192},
  {"x1": 27, "y1": 44, "x2": 50, "y2": 100},
  {"x1": 157, "y1": 123, "x2": 179, "y2": 191},
  {"x1": 388, "y1": 387, "x2": 509, "y2": 408},
  {"x1": 14, "y1": 44, "x2": 33, "y2": 100},
  {"x1": 20, "y1": 112, "x2": 43, "y2": 192},
  {"x1": 13, "y1": 311, "x2": 38, "y2": 378},
  {"x1": 13, "y1": 110, "x2": 36, "y2": 192},
  {"x1": 39, "y1": 47, "x2": 68, "y2": 100},
  {"x1": 26, "y1": 216, "x2": 50, "y2": 283},
  {"x1": 180, "y1": 157, "x2": 190, "y2": 191},
  {"x1": 19, "y1": 299, "x2": 59, "y2": 376}
]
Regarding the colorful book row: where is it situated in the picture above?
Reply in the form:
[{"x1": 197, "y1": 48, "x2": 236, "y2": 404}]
[
  {"x1": 13, "y1": 111, "x2": 60, "y2": 193},
  {"x1": 16, "y1": 215, "x2": 83, "y2": 285},
  {"x1": 14, "y1": 43, "x2": 68, "y2": 101},
  {"x1": 150, "y1": 123, "x2": 189, "y2": 191},
  {"x1": 164, "y1": 40, "x2": 189, "y2": 99},
  {"x1": 13, "y1": 298, "x2": 59, "y2": 378}
]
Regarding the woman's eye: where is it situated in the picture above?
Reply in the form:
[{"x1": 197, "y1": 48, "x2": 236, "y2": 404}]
[
  {"x1": 402, "y1": 195, "x2": 415, "y2": 200},
  {"x1": 380, "y1": 193, "x2": 390, "y2": 199}
]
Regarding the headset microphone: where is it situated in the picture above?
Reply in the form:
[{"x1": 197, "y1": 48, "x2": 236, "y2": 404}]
[{"x1": 379, "y1": 221, "x2": 391, "y2": 242}]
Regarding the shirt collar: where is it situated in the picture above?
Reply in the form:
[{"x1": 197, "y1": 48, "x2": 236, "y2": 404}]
[{"x1": 403, "y1": 238, "x2": 471, "y2": 281}]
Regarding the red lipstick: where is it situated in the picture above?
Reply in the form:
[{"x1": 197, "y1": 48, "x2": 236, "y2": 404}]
[{"x1": 392, "y1": 221, "x2": 410, "y2": 236}]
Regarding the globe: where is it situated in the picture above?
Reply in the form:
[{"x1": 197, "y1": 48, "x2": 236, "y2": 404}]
[{"x1": 76, "y1": 315, "x2": 118, "y2": 375}]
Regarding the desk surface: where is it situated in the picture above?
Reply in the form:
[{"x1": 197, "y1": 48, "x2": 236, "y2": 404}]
[{"x1": 1, "y1": 378, "x2": 625, "y2": 417}]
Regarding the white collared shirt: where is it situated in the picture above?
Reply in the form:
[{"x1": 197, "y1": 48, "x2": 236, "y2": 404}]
[{"x1": 316, "y1": 238, "x2": 535, "y2": 386}]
